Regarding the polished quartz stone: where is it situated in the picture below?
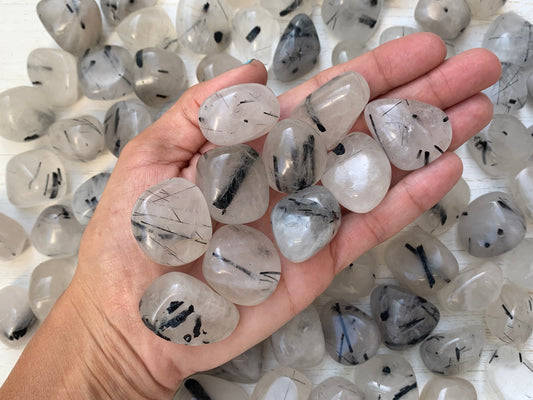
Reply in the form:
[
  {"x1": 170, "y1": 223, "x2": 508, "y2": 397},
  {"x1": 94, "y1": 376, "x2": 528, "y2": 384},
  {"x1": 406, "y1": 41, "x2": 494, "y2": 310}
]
[
  {"x1": 196, "y1": 53, "x2": 242, "y2": 82},
  {"x1": 364, "y1": 98, "x2": 452, "y2": 171},
  {"x1": 513, "y1": 165, "x2": 533, "y2": 220},
  {"x1": 176, "y1": 0, "x2": 233, "y2": 55},
  {"x1": 290, "y1": 72, "x2": 370, "y2": 150},
  {"x1": 457, "y1": 191, "x2": 526, "y2": 257},
  {"x1": 502, "y1": 237, "x2": 533, "y2": 290},
  {"x1": 250, "y1": 367, "x2": 312, "y2": 400},
  {"x1": 140, "y1": 272, "x2": 239, "y2": 345},
  {"x1": 483, "y1": 63, "x2": 528, "y2": 114},
  {"x1": 0, "y1": 213, "x2": 27, "y2": 261},
  {"x1": 271, "y1": 305, "x2": 325, "y2": 368},
  {"x1": 27, "y1": 48, "x2": 79, "y2": 107},
  {"x1": 260, "y1": 0, "x2": 313, "y2": 22},
  {"x1": 415, "y1": 177, "x2": 470, "y2": 236},
  {"x1": 352, "y1": 354, "x2": 418, "y2": 400},
  {"x1": 370, "y1": 284, "x2": 440, "y2": 350},
  {"x1": 320, "y1": 300, "x2": 381, "y2": 365},
  {"x1": 271, "y1": 186, "x2": 341, "y2": 263},
  {"x1": 263, "y1": 119, "x2": 328, "y2": 193},
  {"x1": 420, "y1": 376, "x2": 477, "y2": 400},
  {"x1": 131, "y1": 178, "x2": 212, "y2": 266},
  {"x1": 72, "y1": 172, "x2": 111, "y2": 226},
  {"x1": 464, "y1": 0, "x2": 505, "y2": 17},
  {"x1": 379, "y1": 26, "x2": 418, "y2": 44},
  {"x1": 37, "y1": 0, "x2": 102, "y2": 56},
  {"x1": 30, "y1": 205, "x2": 84, "y2": 258},
  {"x1": 414, "y1": 0, "x2": 471, "y2": 40},
  {"x1": 384, "y1": 228, "x2": 459, "y2": 297},
  {"x1": 309, "y1": 376, "x2": 364, "y2": 400},
  {"x1": 174, "y1": 374, "x2": 250, "y2": 400},
  {"x1": 29, "y1": 257, "x2": 77, "y2": 320},
  {"x1": 198, "y1": 83, "x2": 279, "y2": 146},
  {"x1": 78, "y1": 45, "x2": 134, "y2": 100},
  {"x1": 272, "y1": 14, "x2": 320, "y2": 82},
  {"x1": 420, "y1": 325, "x2": 485, "y2": 375},
  {"x1": 100, "y1": 0, "x2": 157, "y2": 26},
  {"x1": 437, "y1": 261, "x2": 503, "y2": 313},
  {"x1": 322, "y1": 132, "x2": 391, "y2": 213},
  {"x1": 208, "y1": 341, "x2": 264, "y2": 383},
  {"x1": 331, "y1": 40, "x2": 369, "y2": 66},
  {"x1": 104, "y1": 99, "x2": 154, "y2": 157},
  {"x1": 0, "y1": 286, "x2": 37, "y2": 348},
  {"x1": 0, "y1": 86, "x2": 55, "y2": 142},
  {"x1": 486, "y1": 345, "x2": 533, "y2": 400},
  {"x1": 6, "y1": 148, "x2": 67, "y2": 208},
  {"x1": 48, "y1": 116, "x2": 105, "y2": 162},
  {"x1": 196, "y1": 144, "x2": 269, "y2": 224}
]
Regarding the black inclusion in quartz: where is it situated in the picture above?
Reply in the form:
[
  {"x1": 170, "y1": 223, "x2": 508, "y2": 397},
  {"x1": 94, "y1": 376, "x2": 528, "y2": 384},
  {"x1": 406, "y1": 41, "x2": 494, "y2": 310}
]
[
  {"x1": 300, "y1": 134, "x2": 316, "y2": 189},
  {"x1": 135, "y1": 50, "x2": 144, "y2": 68},
  {"x1": 430, "y1": 203, "x2": 448, "y2": 226},
  {"x1": 359, "y1": 14, "x2": 377, "y2": 28},
  {"x1": 332, "y1": 143, "x2": 346, "y2": 155},
  {"x1": 245, "y1": 26, "x2": 261, "y2": 42},
  {"x1": 279, "y1": 0, "x2": 303, "y2": 16},
  {"x1": 184, "y1": 379, "x2": 212, "y2": 400},
  {"x1": 405, "y1": 243, "x2": 436, "y2": 288},
  {"x1": 214, "y1": 31, "x2": 223, "y2": 43},
  {"x1": 305, "y1": 95, "x2": 326, "y2": 132}
]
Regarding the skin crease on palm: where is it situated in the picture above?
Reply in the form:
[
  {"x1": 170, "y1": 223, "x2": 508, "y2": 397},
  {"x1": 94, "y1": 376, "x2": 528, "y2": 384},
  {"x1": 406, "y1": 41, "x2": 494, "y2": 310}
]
[{"x1": 0, "y1": 33, "x2": 502, "y2": 399}]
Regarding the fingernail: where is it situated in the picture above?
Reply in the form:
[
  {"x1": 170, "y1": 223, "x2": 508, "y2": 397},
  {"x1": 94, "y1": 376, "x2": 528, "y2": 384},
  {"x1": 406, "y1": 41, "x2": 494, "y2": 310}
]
[{"x1": 244, "y1": 59, "x2": 255, "y2": 65}]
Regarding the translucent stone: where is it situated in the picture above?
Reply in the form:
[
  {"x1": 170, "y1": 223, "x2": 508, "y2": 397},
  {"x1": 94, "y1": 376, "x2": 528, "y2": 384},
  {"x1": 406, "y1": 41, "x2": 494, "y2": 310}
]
[
  {"x1": 271, "y1": 305, "x2": 325, "y2": 368},
  {"x1": 322, "y1": 132, "x2": 391, "y2": 213},
  {"x1": 208, "y1": 341, "x2": 264, "y2": 383},
  {"x1": 420, "y1": 325, "x2": 485, "y2": 375},
  {"x1": 486, "y1": 345, "x2": 533, "y2": 400},
  {"x1": 250, "y1": 367, "x2": 312, "y2": 400},
  {"x1": 457, "y1": 191, "x2": 526, "y2": 258},
  {"x1": 30, "y1": 205, "x2": 84, "y2": 258},
  {"x1": 29, "y1": 257, "x2": 77, "y2": 320},
  {"x1": 331, "y1": 40, "x2": 369, "y2": 66},
  {"x1": 0, "y1": 213, "x2": 27, "y2": 261},
  {"x1": 370, "y1": 284, "x2": 440, "y2": 350},
  {"x1": 6, "y1": 148, "x2": 67, "y2": 208},
  {"x1": 0, "y1": 286, "x2": 37, "y2": 348},
  {"x1": 364, "y1": 98, "x2": 452, "y2": 171},
  {"x1": 48, "y1": 116, "x2": 105, "y2": 162},
  {"x1": 414, "y1": 0, "x2": 471, "y2": 40},
  {"x1": 27, "y1": 48, "x2": 79, "y2": 107},
  {"x1": 320, "y1": 300, "x2": 381, "y2": 365},
  {"x1": 104, "y1": 99, "x2": 154, "y2": 157},
  {"x1": 272, "y1": 14, "x2": 320, "y2": 82},
  {"x1": 174, "y1": 375, "x2": 249, "y2": 400},
  {"x1": 37, "y1": 0, "x2": 102, "y2": 56},
  {"x1": 384, "y1": 228, "x2": 459, "y2": 297},
  {"x1": 379, "y1": 26, "x2": 418, "y2": 44},
  {"x1": 196, "y1": 144, "x2": 269, "y2": 224},
  {"x1": 71, "y1": 172, "x2": 111, "y2": 226},
  {"x1": 262, "y1": 119, "x2": 328, "y2": 193},
  {"x1": 140, "y1": 272, "x2": 239, "y2": 345},
  {"x1": 483, "y1": 63, "x2": 528, "y2": 114},
  {"x1": 437, "y1": 261, "x2": 503, "y2": 313},
  {"x1": 176, "y1": 0, "x2": 233, "y2": 55},
  {"x1": 309, "y1": 376, "x2": 364, "y2": 400},
  {"x1": 420, "y1": 376, "x2": 477, "y2": 400},
  {"x1": 502, "y1": 237, "x2": 533, "y2": 290},
  {"x1": 352, "y1": 354, "x2": 419, "y2": 400},
  {"x1": 196, "y1": 53, "x2": 242, "y2": 82},
  {"x1": 0, "y1": 86, "x2": 55, "y2": 142},
  {"x1": 198, "y1": 83, "x2": 279, "y2": 146},
  {"x1": 78, "y1": 45, "x2": 134, "y2": 100},
  {"x1": 260, "y1": 0, "x2": 313, "y2": 22},
  {"x1": 100, "y1": 0, "x2": 157, "y2": 26},
  {"x1": 290, "y1": 72, "x2": 370, "y2": 150},
  {"x1": 415, "y1": 177, "x2": 470, "y2": 236},
  {"x1": 271, "y1": 186, "x2": 341, "y2": 263},
  {"x1": 444, "y1": 40, "x2": 456, "y2": 58},
  {"x1": 464, "y1": 0, "x2": 505, "y2": 18},
  {"x1": 513, "y1": 165, "x2": 533, "y2": 220}
]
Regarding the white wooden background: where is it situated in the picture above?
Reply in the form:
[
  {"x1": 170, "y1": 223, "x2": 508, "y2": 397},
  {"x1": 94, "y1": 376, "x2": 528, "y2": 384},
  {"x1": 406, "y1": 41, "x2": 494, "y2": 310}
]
[{"x1": 1, "y1": 0, "x2": 533, "y2": 398}]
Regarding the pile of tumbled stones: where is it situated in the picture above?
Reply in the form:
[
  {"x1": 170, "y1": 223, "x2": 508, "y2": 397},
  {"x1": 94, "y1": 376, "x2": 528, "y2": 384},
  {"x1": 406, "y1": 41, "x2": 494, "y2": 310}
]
[{"x1": 0, "y1": 0, "x2": 533, "y2": 399}]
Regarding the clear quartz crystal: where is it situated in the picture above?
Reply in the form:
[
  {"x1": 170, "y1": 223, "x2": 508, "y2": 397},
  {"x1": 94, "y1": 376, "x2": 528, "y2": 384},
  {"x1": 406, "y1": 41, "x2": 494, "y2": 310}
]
[
  {"x1": 379, "y1": 26, "x2": 418, "y2": 44},
  {"x1": 174, "y1": 375, "x2": 250, "y2": 400},
  {"x1": 331, "y1": 40, "x2": 369, "y2": 66},
  {"x1": 486, "y1": 345, "x2": 533, "y2": 400},
  {"x1": 251, "y1": 367, "x2": 312, "y2": 400},
  {"x1": 0, "y1": 286, "x2": 37, "y2": 348},
  {"x1": 196, "y1": 53, "x2": 242, "y2": 82},
  {"x1": 414, "y1": 0, "x2": 471, "y2": 40},
  {"x1": 71, "y1": 172, "x2": 111, "y2": 226},
  {"x1": 100, "y1": 0, "x2": 158, "y2": 26},
  {"x1": 420, "y1": 376, "x2": 477, "y2": 400},
  {"x1": 309, "y1": 376, "x2": 365, "y2": 400},
  {"x1": 0, "y1": 213, "x2": 27, "y2": 261}
]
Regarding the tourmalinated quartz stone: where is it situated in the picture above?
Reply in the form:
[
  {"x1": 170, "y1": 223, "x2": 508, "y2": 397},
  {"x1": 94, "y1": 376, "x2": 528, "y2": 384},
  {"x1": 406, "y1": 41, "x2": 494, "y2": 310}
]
[
  {"x1": 263, "y1": 119, "x2": 328, "y2": 193},
  {"x1": 486, "y1": 345, "x2": 533, "y2": 400},
  {"x1": 198, "y1": 83, "x2": 279, "y2": 146},
  {"x1": 176, "y1": 0, "x2": 233, "y2": 55},
  {"x1": 420, "y1": 376, "x2": 477, "y2": 400},
  {"x1": 379, "y1": 26, "x2": 418, "y2": 44},
  {"x1": 131, "y1": 178, "x2": 212, "y2": 266},
  {"x1": 78, "y1": 45, "x2": 134, "y2": 100},
  {"x1": 72, "y1": 172, "x2": 111, "y2": 225},
  {"x1": 37, "y1": 0, "x2": 102, "y2": 56},
  {"x1": 30, "y1": 205, "x2": 84, "y2": 258},
  {"x1": 196, "y1": 53, "x2": 242, "y2": 82},
  {"x1": 250, "y1": 367, "x2": 312, "y2": 400},
  {"x1": 502, "y1": 238, "x2": 533, "y2": 290},
  {"x1": 484, "y1": 63, "x2": 528, "y2": 114},
  {"x1": 271, "y1": 305, "x2": 325, "y2": 368},
  {"x1": 174, "y1": 375, "x2": 249, "y2": 400},
  {"x1": 271, "y1": 186, "x2": 341, "y2": 263},
  {"x1": 513, "y1": 165, "x2": 533, "y2": 220},
  {"x1": 331, "y1": 40, "x2": 369, "y2": 66},
  {"x1": 320, "y1": 301, "x2": 381, "y2": 365},
  {"x1": 370, "y1": 284, "x2": 440, "y2": 350},
  {"x1": 196, "y1": 144, "x2": 269, "y2": 224},
  {"x1": 0, "y1": 286, "x2": 37, "y2": 348},
  {"x1": 6, "y1": 148, "x2": 67, "y2": 208},
  {"x1": 0, "y1": 86, "x2": 55, "y2": 142},
  {"x1": 309, "y1": 376, "x2": 364, "y2": 400},
  {"x1": 414, "y1": 0, "x2": 471, "y2": 40},
  {"x1": 260, "y1": 0, "x2": 313, "y2": 22},
  {"x1": 420, "y1": 325, "x2": 485, "y2": 375},
  {"x1": 27, "y1": 48, "x2": 79, "y2": 107},
  {"x1": 364, "y1": 98, "x2": 452, "y2": 171},
  {"x1": 140, "y1": 272, "x2": 239, "y2": 345},
  {"x1": 29, "y1": 257, "x2": 77, "y2": 320},
  {"x1": 464, "y1": 0, "x2": 505, "y2": 18},
  {"x1": 100, "y1": 0, "x2": 157, "y2": 26},
  {"x1": 457, "y1": 191, "x2": 526, "y2": 258},
  {"x1": 208, "y1": 341, "x2": 264, "y2": 383},
  {"x1": 321, "y1": 132, "x2": 391, "y2": 213},
  {"x1": 48, "y1": 116, "x2": 105, "y2": 162},
  {"x1": 384, "y1": 228, "x2": 459, "y2": 297},
  {"x1": 352, "y1": 354, "x2": 419, "y2": 400},
  {"x1": 0, "y1": 213, "x2": 27, "y2": 261},
  {"x1": 272, "y1": 14, "x2": 320, "y2": 82}
]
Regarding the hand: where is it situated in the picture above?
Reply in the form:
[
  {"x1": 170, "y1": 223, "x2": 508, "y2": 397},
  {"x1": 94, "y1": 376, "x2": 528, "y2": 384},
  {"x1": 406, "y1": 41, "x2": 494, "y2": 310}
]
[{"x1": 0, "y1": 33, "x2": 501, "y2": 399}]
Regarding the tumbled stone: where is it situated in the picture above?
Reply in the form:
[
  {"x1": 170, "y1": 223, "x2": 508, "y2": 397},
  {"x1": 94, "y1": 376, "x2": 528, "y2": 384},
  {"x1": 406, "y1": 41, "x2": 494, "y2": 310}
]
[
  {"x1": 72, "y1": 172, "x2": 111, "y2": 226},
  {"x1": 484, "y1": 63, "x2": 528, "y2": 114},
  {"x1": 322, "y1": 132, "x2": 391, "y2": 213},
  {"x1": 370, "y1": 284, "x2": 440, "y2": 350},
  {"x1": 251, "y1": 367, "x2": 312, "y2": 400},
  {"x1": 6, "y1": 148, "x2": 67, "y2": 208},
  {"x1": 420, "y1": 376, "x2": 477, "y2": 400},
  {"x1": 0, "y1": 214, "x2": 27, "y2": 261},
  {"x1": 37, "y1": 0, "x2": 102, "y2": 56},
  {"x1": 486, "y1": 345, "x2": 533, "y2": 400},
  {"x1": 513, "y1": 165, "x2": 533, "y2": 220},
  {"x1": 174, "y1": 375, "x2": 249, "y2": 400},
  {"x1": 100, "y1": 0, "x2": 157, "y2": 26},
  {"x1": 414, "y1": 0, "x2": 471, "y2": 40},
  {"x1": 379, "y1": 26, "x2": 418, "y2": 44},
  {"x1": 464, "y1": 0, "x2": 505, "y2": 17},
  {"x1": 271, "y1": 186, "x2": 341, "y2": 263},
  {"x1": 457, "y1": 191, "x2": 526, "y2": 257},
  {"x1": 196, "y1": 53, "x2": 242, "y2": 82},
  {"x1": 0, "y1": 286, "x2": 37, "y2": 348},
  {"x1": 208, "y1": 341, "x2": 264, "y2": 383},
  {"x1": 320, "y1": 300, "x2": 380, "y2": 365},
  {"x1": 364, "y1": 98, "x2": 452, "y2": 170},
  {"x1": 502, "y1": 237, "x2": 533, "y2": 290},
  {"x1": 27, "y1": 48, "x2": 79, "y2": 107},
  {"x1": 196, "y1": 144, "x2": 269, "y2": 224},
  {"x1": 331, "y1": 40, "x2": 369, "y2": 66},
  {"x1": 272, "y1": 14, "x2": 320, "y2": 82},
  {"x1": 420, "y1": 325, "x2": 485, "y2": 375},
  {"x1": 198, "y1": 83, "x2": 279, "y2": 146},
  {"x1": 309, "y1": 376, "x2": 364, "y2": 400},
  {"x1": 260, "y1": 0, "x2": 313, "y2": 22},
  {"x1": 140, "y1": 272, "x2": 239, "y2": 345}
]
